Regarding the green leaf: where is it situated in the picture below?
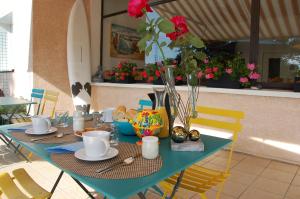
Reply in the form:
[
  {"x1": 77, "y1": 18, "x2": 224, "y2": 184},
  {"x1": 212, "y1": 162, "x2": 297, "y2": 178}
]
[
  {"x1": 188, "y1": 34, "x2": 205, "y2": 48},
  {"x1": 158, "y1": 19, "x2": 175, "y2": 34},
  {"x1": 145, "y1": 44, "x2": 153, "y2": 56},
  {"x1": 137, "y1": 21, "x2": 147, "y2": 34},
  {"x1": 137, "y1": 33, "x2": 152, "y2": 52},
  {"x1": 159, "y1": 41, "x2": 167, "y2": 48}
]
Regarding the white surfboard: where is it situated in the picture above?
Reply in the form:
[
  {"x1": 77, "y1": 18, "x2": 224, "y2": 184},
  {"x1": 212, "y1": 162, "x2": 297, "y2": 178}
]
[{"x1": 67, "y1": 0, "x2": 91, "y2": 113}]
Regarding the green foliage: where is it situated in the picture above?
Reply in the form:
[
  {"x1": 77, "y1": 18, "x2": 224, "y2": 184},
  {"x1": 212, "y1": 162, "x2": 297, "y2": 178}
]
[{"x1": 158, "y1": 19, "x2": 175, "y2": 34}]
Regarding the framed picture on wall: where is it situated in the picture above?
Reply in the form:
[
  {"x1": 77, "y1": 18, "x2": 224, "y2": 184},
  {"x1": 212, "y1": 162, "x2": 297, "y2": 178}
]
[{"x1": 110, "y1": 24, "x2": 144, "y2": 60}]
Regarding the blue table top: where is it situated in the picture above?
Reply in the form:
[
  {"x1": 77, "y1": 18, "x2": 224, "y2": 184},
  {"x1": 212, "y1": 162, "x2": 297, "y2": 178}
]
[{"x1": 0, "y1": 124, "x2": 231, "y2": 199}]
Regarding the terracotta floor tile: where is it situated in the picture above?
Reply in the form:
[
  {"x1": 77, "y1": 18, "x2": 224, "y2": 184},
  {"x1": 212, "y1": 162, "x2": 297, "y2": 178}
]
[
  {"x1": 232, "y1": 161, "x2": 265, "y2": 175},
  {"x1": 291, "y1": 175, "x2": 300, "y2": 186},
  {"x1": 251, "y1": 177, "x2": 290, "y2": 196},
  {"x1": 285, "y1": 185, "x2": 300, "y2": 199},
  {"x1": 227, "y1": 170, "x2": 257, "y2": 186},
  {"x1": 190, "y1": 189, "x2": 236, "y2": 199},
  {"x1": 268, "y1": 161, "x2": 299, "y2": 174},
  {"x1": 209, "y1": 156, "x2": 240, "y2": 168},
  {"x1": 260, "y1": 167, "x2": 295, "y2": 183},
  {"x1": 239, "y1": 187, "x2": 283, "y2": 199},
  {"x1": 240, "y1": 156, "x2": 271, "y2": 167}
]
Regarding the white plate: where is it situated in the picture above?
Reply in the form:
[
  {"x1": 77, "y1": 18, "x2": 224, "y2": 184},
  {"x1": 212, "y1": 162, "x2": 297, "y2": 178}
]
[
  {"x1": 25, "y1": 127, "x2": 58, "y2": 135},
  {"x1": 74, "y1": 147, "x2": 119, "y2": 161}
]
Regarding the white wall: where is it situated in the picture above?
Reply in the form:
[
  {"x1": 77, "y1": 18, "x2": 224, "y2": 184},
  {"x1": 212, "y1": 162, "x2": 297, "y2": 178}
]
[
  {"x1": 90, "y1": 0, "x2": 101, "y2": 75},
  {"x1": 0, "y1": 0, "x2": 33, "y2": 99}
]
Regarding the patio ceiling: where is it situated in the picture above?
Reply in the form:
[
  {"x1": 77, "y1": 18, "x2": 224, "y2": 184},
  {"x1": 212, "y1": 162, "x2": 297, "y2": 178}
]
[{"x1": 153, "y1": 0, "x2": 300, "y2": 41}]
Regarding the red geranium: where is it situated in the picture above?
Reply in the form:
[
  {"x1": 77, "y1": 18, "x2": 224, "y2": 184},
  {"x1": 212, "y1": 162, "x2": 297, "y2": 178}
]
[
  {"x1": 148, "y1": 76, "x2": 154, "y2": 81},
  {"x1": 175, "y1": 75, "x2": 183, "y2": 81},
  {"x1": 128, "y1": 0, "x2": 152, "y2": 18},
  {"x1": 141, "y1": 71, "x2": 147, "y2": 78},
  {"x1": 205, "y1": 73, "x2": 214, "y2": 79},
  {"x1": 166, "y1": 16, "x2": 189, "y2": 41},
  {"x1": 155, "y1": 70, "x2": 161, "y2": 77}
]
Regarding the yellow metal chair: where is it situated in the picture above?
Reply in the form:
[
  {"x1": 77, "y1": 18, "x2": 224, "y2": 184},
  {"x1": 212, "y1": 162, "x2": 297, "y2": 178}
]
[
  {"x1": 23, "y1": 90, "x2": 59, "y2": 160},
  {"x1": 40, "y1": 90, "x2": 59, "y2": 118},
  {"x1": 0, "y1": 168, "x2": 51, "y2": 199},
  {"x1": 160, "y1": 106, "x2": 244, "y2": 199}
]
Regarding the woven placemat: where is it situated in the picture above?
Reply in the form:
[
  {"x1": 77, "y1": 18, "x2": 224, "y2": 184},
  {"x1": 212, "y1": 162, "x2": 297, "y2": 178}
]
[
  {"x1": 9, "y1": 121, "x2": 112, "y2": 144},
  {"x1": 10, "y1": 126, "x2": 80, "y2": 144},
  {"x1": 51, "y1": 143, "x2": 162, "y2": 179}
]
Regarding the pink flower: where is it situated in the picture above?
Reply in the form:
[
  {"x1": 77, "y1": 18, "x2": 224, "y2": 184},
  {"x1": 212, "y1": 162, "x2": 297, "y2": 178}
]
[
  {"x1": 213, "y1": 67, "x2": 218, "y2": 72},
  {"x1": 249, "y1": 72, "x2": 261, "y2": 80},
  {"x1": 197, "y1": 71, "x2": 203, "y2": 78},
  {"x1": 175, "y1": 75, "x2": 183, "y2": 81},
  {"x1": 120, "y1": 76, "x2": 125, "y2": 81},
  {"x1": 205, "y1": 68, "x2": 212, "y2": 73},
  {"x1": 117, "y1": 63, "x2": 122, "y2": 69},
  {"x1": 205, "y1": 73, "x2": 214, "y2": 79},
  {"x1": 247, "y1": 63, "x2": 256, "y2": 71},
  {"x1": 203, "y1": 58, "x2": 209, "y2": 64},
  {"x1": 239, "y1": 77, "x2": 249, "y2": 83},
  {"x1": 225, "y1": 68, "x2": 233, "y2": 74}
]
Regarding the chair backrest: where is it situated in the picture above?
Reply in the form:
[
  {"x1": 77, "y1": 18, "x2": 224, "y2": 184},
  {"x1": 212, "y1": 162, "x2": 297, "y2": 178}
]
[
  {"x1": 27, "y1": 88, "x2": 44, "y2": 115},
  {"x1": 190, "y1": 106, "x2": 244, "y2": 172},
  {"x1": 138, "y1": 99, "x2": 153, "y2": 111},
  {"x1": 40, "y1": 90, "x2": 59, "y2": 118}
]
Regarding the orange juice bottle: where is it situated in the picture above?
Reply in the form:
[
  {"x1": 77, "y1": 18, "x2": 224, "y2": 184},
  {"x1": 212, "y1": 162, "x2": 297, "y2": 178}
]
[{"x1": 154, "y1": 88, "x2": 169, "y2": 138}]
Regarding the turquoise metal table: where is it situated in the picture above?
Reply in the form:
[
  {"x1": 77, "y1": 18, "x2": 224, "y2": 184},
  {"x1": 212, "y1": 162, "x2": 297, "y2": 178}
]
[
  {"x1": 0, "y1": 97, "x2": 36, "y2": 122},
  {"x1": 0, "y1": 123, "x2": 231, "y2": 199}
]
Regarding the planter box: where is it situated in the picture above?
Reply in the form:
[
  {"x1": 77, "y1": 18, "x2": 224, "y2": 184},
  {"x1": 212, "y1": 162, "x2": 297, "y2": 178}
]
[
  {"x1": 294, "y1": 77, "x2": 300, "y2": 92},
  {"x1": 114, "y1": 77, "x2": 135, "y2": 84},
  {"x1": 206, "y1": 75, "x2": 240, "y2": 89},
  {"x1": 153, "y1": 78, "x2": 164, "y2": 85}
]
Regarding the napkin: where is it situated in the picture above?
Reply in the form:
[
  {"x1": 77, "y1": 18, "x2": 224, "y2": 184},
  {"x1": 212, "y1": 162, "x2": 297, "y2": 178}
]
[
  {"x1": 7, "y1": 124, "x2": 32, "y2": 132},
  {"x1": 46, "y1": 142, "x2": 83, "y2": 154}
]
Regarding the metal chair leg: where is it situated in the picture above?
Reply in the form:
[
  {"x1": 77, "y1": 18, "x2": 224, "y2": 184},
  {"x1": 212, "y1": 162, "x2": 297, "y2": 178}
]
[{"x1": 216, "y1": 181, "x2": 225, "y2": 199}]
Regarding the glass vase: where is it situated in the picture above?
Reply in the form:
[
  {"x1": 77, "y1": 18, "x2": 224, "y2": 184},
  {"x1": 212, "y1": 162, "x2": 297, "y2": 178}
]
[
  {"x1": 187, "y1": 71, "x2": 198, "y2": 120},
  {"x1": 164, "y1": 65, "x2": 178, "y2": 133},
  {"x1": 153, "y1": 88, "x2": 169, "y2": 138}
]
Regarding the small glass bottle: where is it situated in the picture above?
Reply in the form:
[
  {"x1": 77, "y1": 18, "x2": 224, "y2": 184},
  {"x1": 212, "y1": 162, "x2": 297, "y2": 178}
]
[{"x1": 73, "y1": 111, "x2": 85, "y2": 132}]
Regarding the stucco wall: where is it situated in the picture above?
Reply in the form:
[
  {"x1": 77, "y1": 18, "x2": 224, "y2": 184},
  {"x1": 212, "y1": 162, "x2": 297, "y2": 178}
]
[
  {"x1": 32, "y1": 0, "x2": 92, "y2": 113},
  {"x1": 91, "y1": 84, "x2": 300, "y2": 164}
]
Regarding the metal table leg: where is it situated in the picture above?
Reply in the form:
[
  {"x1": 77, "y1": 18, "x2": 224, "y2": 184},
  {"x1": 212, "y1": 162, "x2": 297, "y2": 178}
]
[
  {"x1": 50, "y1": 171, "x2": 64, "y2": 197},
  {"x1": 169, "y1": 170, "x2": 185, "y2": 199},
  {"x1": 72, "y1": 177, "x2": 96, "y2": 199},
  {"x1": 137, "y1": 192, "x2": 146, "y2": 199}
]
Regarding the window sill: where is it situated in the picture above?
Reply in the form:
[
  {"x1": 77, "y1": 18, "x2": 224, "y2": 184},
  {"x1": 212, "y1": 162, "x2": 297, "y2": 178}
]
[{"x1": 91, "y1": 82, "x2": 300, "y2": 99}]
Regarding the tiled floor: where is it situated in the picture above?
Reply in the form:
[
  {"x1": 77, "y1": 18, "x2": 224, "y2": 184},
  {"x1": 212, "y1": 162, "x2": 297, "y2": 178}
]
[{"x1": 1, "y1": 142, "x2": 300, "y2": 199}]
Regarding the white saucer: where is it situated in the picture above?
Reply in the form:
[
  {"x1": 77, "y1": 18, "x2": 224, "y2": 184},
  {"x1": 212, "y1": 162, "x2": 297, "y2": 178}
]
[
  {"x1": 25, "y1": 127, "x2": 58, "y2": 135},
  {"x1": 74, "y1": 147, "x2": 119, "y2": 161}
]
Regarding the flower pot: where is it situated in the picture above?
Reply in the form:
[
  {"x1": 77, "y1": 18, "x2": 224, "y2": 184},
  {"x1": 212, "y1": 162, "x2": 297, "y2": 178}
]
[
  {"x1": 114, "y1": 76, "x2": 135, "y2": 84},
  {"x1": 294, "y1": 77, "x2": 300, "y2": 92},
  {"x1": 175, "y1": 80, "x2": 185, "y2": 85},
  {"x1": 206, "y1": 74, "x2": 240, "y2": 89},
  {"x1": 153, "y1": 78, "x2": 164, "y2": 85},
  {"x1": 134, "y1": 79, "x2": 146, "y2": 84}
]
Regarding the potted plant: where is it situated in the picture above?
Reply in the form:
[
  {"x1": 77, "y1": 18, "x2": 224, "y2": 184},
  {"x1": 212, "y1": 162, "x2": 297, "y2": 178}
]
[
  {"x1": 113, "y1": 62, "x2": 136, "y2": 84},
  {"x1": 294, "y1": 68, "x2": 300, "y2": 92},
  {"x1": 133, "y1": 67, "x2": 146, "y2": 83},
  {"x1": 203, "y1": 54, "x2": 261, "y2": 89},
  {"x1": 143, "y1": 62, "x2": 164, "y2": 85},
  {"x1": 103, "y1": 70, "x2": 114, "y2": 82}
]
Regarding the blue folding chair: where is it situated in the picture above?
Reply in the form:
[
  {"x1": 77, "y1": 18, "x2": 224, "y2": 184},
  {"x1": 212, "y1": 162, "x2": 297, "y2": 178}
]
[{"x1": 138, "y1": 99, "x2": 153, "y2": 111}]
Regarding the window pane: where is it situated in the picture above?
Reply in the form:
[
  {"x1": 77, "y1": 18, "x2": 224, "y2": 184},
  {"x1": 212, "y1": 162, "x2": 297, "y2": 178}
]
[{"x1": 259, "y1": 0, "x2": 300, "y2": 89}]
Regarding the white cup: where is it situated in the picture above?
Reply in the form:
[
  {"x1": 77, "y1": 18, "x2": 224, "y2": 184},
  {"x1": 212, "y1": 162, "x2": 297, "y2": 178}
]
[
  {"x1": 83, "y1": 131, "x2": 111, "y2": 157},
  {"x1": 32, "y1": 115, "x2": 51, "y2": 134},
  {"x1": 142, "y1": 136, "x2": 159, "y2": 159},
  {"x1": 100, "y1": 108, "x2": 115, "y2": 123}
]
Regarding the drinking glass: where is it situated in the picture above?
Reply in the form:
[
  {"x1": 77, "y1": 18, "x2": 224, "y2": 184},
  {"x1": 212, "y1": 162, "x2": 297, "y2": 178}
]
[
  {"x1": 92, "y1": 112, "x2": 104, "y2": 128},
  {"x1": 55, "y1": 110, "x2": 69, "y2": 127},
  {"x1": 109, "y1": 123, "x2": 119, "y2": 146}
]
